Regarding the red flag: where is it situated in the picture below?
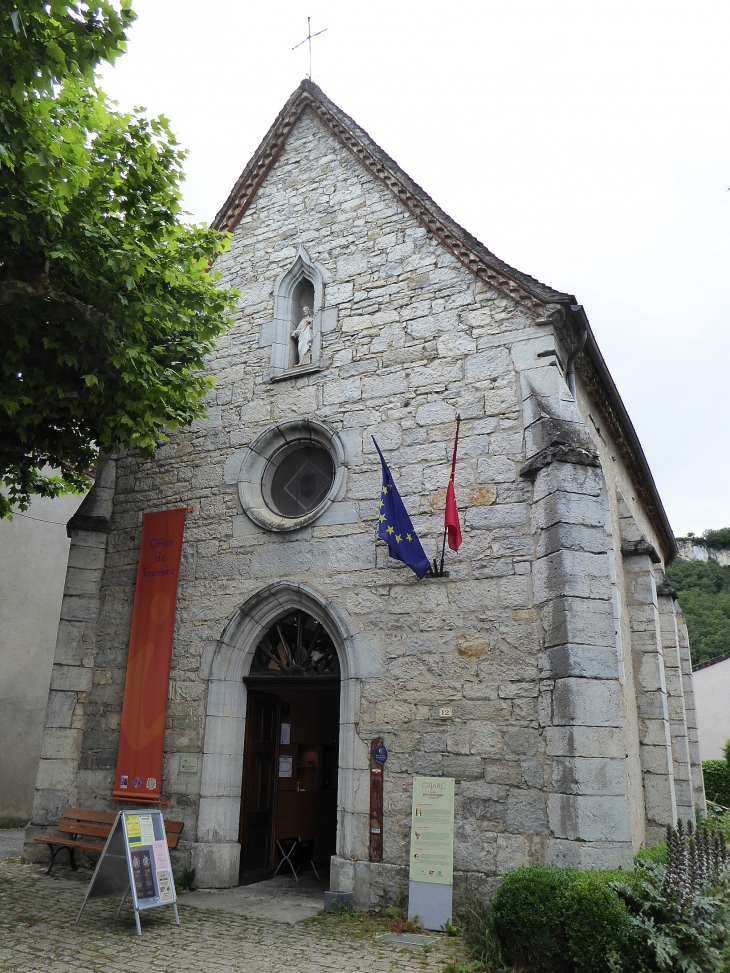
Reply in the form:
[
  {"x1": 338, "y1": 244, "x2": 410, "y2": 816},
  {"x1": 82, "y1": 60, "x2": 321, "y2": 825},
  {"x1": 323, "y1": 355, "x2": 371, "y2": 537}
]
[{"x1": 445, "y1": 420, "x2": 462, "y2": 552}]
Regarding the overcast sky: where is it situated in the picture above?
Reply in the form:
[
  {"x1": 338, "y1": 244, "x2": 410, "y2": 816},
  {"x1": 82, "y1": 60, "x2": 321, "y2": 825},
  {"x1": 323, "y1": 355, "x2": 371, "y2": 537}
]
[{"x1": 100, "y1": 1, "x2": 730, "y2": 538}]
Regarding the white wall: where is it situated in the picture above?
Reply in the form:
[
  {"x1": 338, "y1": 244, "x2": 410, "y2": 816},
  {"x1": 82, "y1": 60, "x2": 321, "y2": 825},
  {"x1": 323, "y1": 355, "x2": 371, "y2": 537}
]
[
  {"x1": 692, "y1": 656, "x2": 730, "y2": 762},
  {"x1": 0, "y1": 492, "x2": 84, "y2": 818}
]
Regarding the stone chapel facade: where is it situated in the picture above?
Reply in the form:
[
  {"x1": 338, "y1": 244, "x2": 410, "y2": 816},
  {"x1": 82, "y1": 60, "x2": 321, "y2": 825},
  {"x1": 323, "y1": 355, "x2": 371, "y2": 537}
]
[{"x1": 25, "y1": 81, "x2": 704, "y2": 906}]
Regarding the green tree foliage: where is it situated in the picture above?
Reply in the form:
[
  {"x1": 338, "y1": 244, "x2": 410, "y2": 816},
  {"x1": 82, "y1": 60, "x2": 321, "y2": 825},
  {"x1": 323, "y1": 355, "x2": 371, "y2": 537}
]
[
  {"x1": 666, "y1": 556, "x2": 730, "y2": 665},
  {"x1": 703, "y1": 762, "x2": 730, "y2": 807},
  {"x1": 0, "y1": 2, "x2": 235, "y2": 517},
  {"x1": 703, "y1": 528, "x2": 730, "y2": 549},
  {"x1": 702, "y1": 743, "x2": 730, "y2": 808}
]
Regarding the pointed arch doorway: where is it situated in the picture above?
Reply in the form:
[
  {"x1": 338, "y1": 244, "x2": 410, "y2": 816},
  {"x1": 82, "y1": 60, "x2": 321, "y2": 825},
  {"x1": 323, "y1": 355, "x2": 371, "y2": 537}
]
[{"x1": 238, "y1": 608, "x2": 341, "y2": 884}]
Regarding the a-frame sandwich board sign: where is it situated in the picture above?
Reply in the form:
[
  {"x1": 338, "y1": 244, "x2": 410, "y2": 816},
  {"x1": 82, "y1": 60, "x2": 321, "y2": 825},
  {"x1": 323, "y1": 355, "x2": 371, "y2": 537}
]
[{"x1": 76, "y1": 809, "x2": 179, "y2": 936}]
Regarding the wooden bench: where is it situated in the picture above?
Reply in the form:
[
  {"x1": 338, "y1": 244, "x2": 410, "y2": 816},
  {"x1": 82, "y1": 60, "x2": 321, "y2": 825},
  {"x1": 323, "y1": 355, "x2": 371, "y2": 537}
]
[{"x1": 34, "y1": 807, "x2": 184, "y2": 874}]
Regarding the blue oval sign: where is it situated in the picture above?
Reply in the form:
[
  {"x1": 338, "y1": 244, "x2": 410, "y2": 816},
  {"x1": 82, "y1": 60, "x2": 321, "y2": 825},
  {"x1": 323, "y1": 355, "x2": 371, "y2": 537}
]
[{"x1": 373, "y1": 744, "x2": 388, "y2": 765}]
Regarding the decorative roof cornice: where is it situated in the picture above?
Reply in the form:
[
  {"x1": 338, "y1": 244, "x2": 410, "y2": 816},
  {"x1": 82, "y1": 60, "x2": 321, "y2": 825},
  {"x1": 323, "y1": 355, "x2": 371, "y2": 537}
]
[{"x1": 212, "y1": 81, "x2": 570, "y2": 314}]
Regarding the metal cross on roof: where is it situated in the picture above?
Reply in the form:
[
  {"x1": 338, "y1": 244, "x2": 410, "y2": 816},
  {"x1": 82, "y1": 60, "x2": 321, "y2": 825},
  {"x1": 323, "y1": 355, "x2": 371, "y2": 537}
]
[{"x1": 292, "y1": 16, "x2": 328, "y2": 81}]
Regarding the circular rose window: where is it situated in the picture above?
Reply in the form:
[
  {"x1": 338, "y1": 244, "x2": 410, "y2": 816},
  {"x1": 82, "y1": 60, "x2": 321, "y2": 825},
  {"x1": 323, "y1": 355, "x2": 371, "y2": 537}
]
[
  {"x1": 263, "y1": 443, "x2": 335, "y2": 519},
  {"x1": 236, "y1": 419, "x2": 346, "y2": 532}
]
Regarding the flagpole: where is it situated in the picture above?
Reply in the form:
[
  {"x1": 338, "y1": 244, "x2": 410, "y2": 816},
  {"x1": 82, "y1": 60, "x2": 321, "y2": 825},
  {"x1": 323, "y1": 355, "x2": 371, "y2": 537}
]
[{"x1": 439, "y1": 414, "x2": 461, "y2": 576}]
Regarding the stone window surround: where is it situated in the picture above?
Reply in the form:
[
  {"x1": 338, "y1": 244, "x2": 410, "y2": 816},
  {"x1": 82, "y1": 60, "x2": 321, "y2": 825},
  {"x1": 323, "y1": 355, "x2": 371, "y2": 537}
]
[
  {"x1": 238, "y1": 418, "x2": 347, "y2": 532},
  {"x1": 193, "y1": 581, "x2": 372, "y2": 889},
  {"x1": 262, "y1": 246, "x2": 337, "y2": 381}
]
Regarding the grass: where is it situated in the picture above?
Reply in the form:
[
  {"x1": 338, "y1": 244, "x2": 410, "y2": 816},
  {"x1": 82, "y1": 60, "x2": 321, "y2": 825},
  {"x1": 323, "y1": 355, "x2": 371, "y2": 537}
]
[
  {"x1": 0, "y1": 816, "x2": 27, "y2": 829},
  {"x1": 11, "y1": 912, "x2": 43, "y2": 926}
]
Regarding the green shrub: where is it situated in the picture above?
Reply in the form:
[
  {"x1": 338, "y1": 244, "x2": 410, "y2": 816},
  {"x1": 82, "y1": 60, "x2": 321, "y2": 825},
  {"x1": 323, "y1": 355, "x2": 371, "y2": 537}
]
[
  {"x1": 702, "y1": 760, "x2": 730, "y2": 807},
  {"x1": 703, "y1": 802, "x2": 730, "y2": 840},
  {"x1": 491, "y1": 866, "x2": 631, "y2": 973},
  {"x1": 590, "y1": 867, "x2": 651, "y2": 889},
  {"x1": 563, "y1": 874, "x2": 631, "y2": 973},
  {"x1": 458, "y1": 896, "x2": 503, "y2": 969},
  {"x1": 633, "y1": 844, "x2": 667, "y2": 867},
  {"x1": 488, "y1": 836, "x2": 730, "y2": 973},
  {"x1": 491, "y1": 865, "x2": 572, "y2": 972},
  {"x1": 611, "y1": 869, "x2": 730, "y2": 973}
]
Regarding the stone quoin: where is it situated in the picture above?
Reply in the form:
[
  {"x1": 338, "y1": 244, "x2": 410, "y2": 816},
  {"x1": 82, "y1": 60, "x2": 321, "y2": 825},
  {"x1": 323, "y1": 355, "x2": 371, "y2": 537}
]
[{"x1": 24, "y1": 80, "x2": 704, "y2": 908}]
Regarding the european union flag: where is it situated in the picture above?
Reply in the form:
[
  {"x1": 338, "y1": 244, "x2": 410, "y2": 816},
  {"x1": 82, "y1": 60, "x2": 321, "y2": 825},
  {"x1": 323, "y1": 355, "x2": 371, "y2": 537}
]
[{"x1": 373, "y1": 438, "x2": 430, "y2": 580}]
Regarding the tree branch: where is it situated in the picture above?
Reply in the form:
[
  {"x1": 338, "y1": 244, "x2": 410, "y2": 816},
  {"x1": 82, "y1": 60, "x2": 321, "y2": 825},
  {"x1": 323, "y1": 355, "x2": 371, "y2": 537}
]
[{"x1": 0, "y1": 274, "x2": 108, "y2": 326}]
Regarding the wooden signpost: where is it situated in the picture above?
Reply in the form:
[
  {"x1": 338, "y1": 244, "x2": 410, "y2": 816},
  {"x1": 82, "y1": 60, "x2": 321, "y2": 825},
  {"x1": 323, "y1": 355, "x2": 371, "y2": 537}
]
[
  {"x1": 369, "y1": 737, "x2": 386, "y2": 862},
  {"x1": 76, "y1": 810, "x2": 179, "y2": 936}
]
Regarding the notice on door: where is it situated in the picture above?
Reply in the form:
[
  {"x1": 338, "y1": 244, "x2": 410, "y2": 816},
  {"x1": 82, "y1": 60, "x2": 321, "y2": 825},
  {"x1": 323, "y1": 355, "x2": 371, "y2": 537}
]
[{"x1": 408, "y1": 777, "x2": 455, "y2": 885}]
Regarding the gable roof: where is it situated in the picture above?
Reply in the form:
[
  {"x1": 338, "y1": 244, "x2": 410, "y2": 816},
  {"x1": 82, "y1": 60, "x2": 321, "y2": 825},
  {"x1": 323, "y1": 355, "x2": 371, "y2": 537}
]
[
  {"x1": 213, "y1": 80, "x2": 570, "y2": 313},
  {"x1": 212, "y1": 80, "x2": 676, "y2": 564}
]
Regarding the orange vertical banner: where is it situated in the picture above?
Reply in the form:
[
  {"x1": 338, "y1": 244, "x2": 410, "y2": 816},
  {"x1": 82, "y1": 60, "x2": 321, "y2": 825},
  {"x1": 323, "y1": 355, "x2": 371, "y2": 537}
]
[{"x1": 113, "y1": 508, "x2": 187, "y2": 802}]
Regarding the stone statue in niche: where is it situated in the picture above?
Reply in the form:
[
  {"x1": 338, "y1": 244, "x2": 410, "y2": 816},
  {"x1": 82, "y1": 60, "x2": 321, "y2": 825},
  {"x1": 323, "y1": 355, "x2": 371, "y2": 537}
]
[{"x1": 291, "y1": 306, "x2": 313, "y2": 366}]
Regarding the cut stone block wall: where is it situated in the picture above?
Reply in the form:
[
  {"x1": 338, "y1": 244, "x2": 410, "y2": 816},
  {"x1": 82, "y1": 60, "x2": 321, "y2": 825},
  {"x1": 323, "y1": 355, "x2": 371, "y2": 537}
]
[{"x1": 24, "y1": 101, "x2": 703, "y2": 894}]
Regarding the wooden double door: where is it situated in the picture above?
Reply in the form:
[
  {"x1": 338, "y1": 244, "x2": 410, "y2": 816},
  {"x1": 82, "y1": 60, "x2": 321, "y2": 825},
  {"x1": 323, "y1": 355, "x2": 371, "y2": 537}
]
[{"x1": 238, "y1": 684, "x2": 340, "y2": 884}]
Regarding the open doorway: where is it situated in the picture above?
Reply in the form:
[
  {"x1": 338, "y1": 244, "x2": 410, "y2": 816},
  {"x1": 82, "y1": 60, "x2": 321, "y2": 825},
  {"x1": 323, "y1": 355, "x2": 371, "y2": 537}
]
[{"x1": 238, "y1": 610, "x2": 340, "y2": 886}]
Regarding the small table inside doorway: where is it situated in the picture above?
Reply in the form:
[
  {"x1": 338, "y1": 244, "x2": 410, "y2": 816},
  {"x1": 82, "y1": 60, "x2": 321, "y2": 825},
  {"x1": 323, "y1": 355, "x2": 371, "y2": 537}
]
[{"x1": 273, "y1": 837, "x2": 319, "y2": 881}]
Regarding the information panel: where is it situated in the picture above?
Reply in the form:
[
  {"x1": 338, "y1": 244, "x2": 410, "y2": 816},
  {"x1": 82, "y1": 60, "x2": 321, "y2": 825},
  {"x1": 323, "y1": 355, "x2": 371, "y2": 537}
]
[
  {"x1": 408, "y1": 777, "x2": 455, "y2": 885},
  {"x1": 76, "y1": 810, "x2": 178, "y2": 936}
]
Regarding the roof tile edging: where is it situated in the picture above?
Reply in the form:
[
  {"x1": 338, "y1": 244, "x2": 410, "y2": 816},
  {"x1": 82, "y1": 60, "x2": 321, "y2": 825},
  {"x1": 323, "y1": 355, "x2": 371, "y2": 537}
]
[
  {"x1": 212, "y1": 80, "x2": 676, "y2": 566},
  {"x1": 212, "y1": 82, "x2": 558, "y2": 314}
]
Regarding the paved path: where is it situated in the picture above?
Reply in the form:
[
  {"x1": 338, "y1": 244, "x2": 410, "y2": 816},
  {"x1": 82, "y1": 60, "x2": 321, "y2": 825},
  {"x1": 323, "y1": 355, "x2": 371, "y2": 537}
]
[
  {"x1": 184, "y1": 873, "x2": 328, "y2": 923},
  {"x1": 0, "y1": 828, "x2": 24, "y2": 860},
  {"x1": 0, "y1": 861, "x2": 454, "y2": 973}
]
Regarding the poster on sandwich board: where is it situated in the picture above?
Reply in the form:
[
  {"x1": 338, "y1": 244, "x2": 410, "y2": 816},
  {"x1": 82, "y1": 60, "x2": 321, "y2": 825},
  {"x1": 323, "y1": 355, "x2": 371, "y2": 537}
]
[{"x1": 76, "y1": 810, "x2": 179, "y2": 936}]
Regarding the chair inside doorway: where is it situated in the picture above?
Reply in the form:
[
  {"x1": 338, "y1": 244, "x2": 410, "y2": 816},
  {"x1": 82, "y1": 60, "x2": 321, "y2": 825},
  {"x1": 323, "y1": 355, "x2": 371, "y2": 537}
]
[{"x1": 238, "y1": 610, "x2": 340, "y2": 885}]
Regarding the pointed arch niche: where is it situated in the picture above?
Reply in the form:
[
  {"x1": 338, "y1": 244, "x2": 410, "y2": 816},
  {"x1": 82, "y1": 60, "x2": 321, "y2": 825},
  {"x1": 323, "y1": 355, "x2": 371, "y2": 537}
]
[
  {"x1": 262, "y1": 246, "x2": 336, "y2": 380},
  {"x1": 192, "y1": 582, "x2": 373, "y2": 889}
]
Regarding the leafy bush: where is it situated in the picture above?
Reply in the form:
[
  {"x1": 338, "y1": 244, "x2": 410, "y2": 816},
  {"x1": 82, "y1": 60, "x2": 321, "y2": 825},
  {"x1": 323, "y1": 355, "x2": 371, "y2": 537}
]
[
  {"x1": 703, "y1": 802, "x2": 730, "y2": 840},
  {"x1": 484, "y1": 822, "x2": 730, "y2": 973},
  {"x1": 491, "y1": 865, "x2": 571, "y2": 972},
  {"x1": 702, "y1": 760, "x2": 730, "y2": 807},
  {"x1": 491, "y1": 866, "x2": 631, "y2": 973},
  {"x1": 633, "y1": 844, "x2": 667, "y2": 867},
  {"x1": 612, "y1": 866, "x2": 730, "y2": 973},
  {"x1": 563, "y1": 874, "x2": 631, "y2": 973},
  {"x1": 609, "y1": 820, "x2": 730, "y2": 973}
]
